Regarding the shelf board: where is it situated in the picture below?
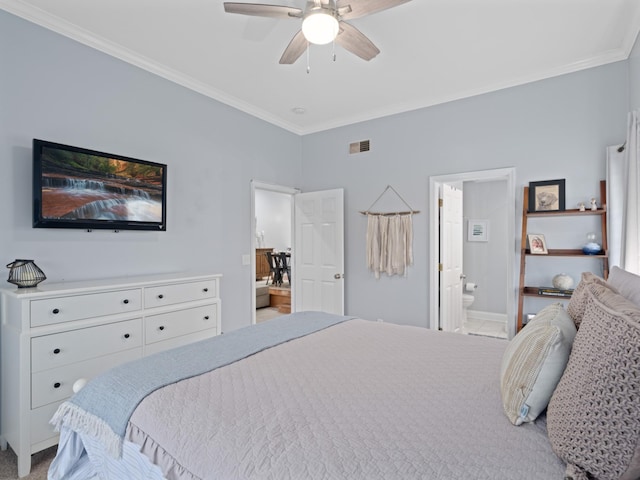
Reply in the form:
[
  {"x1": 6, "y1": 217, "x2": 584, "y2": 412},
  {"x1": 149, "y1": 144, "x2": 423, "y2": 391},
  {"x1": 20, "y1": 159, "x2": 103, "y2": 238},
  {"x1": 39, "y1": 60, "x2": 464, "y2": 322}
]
[
  {"x1": 524, "y1": 248, "x2": 606, "y2": 257},
  {"x1": 522, "y1": 286, "x2": 572, "y2": 298},
  {"x1": 526, "y1": 207, "x2": 606, "y2": 218}
]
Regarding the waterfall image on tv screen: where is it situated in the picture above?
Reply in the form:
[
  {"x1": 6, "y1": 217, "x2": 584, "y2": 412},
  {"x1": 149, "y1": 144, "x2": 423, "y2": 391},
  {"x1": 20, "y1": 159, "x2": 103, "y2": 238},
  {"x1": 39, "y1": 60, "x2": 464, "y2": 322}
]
[{"x1": 34, "y1": 141, "x2": 166, "y2": 230}]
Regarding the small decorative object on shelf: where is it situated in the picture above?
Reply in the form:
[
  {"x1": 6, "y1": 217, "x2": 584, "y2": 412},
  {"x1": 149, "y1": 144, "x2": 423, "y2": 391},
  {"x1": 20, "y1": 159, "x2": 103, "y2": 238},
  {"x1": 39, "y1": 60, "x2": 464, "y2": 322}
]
[
  {"x1": 552, "y1": 273, "x2": 574, "y2": 290},
  {"x1": 578, "y1": 202, "x2": 586, "y2": 212},
  {"x1": 528, "y1": 234, "x2": 548, "y2": 254},
  {"x1": 590, "y1": 197, "x2": 597, "y2": 211},
  {"x1": 537, "y1": 287, "x2": 574, "y2": 297},
  {"x1": 582, "y1": 232, "x2": 602, "y2": 255},
  {"x1": 6, "y1": 259, "x2": 46, "y2": 288}
]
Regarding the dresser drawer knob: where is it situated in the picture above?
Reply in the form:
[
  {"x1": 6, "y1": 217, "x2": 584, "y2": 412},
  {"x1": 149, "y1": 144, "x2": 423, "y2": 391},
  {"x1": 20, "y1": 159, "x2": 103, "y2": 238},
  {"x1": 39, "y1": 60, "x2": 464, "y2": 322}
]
[
  {"x1": 53, "y1": 348, "x2": 61, "y2": 355},
  {"x1": 204, "y1": 316, "x2": 210, "y2": 320},
  {"x1": 158, "y1": 325, "x2": 165, "y2": 331},
  {"x1": 53, "y1": 382, "x2": 61, "y2": 389},
  {"x1": 52, "y1": 308, "x2": 60, "y2": 315},
  {"x1": 72, "y1": 378, "x2": 87, "y2": 393},
  {"x1": 123, "y1": 299, "x2": 129, "y2": 304},
  {"x1": 157, "y1": 294, "x2": 164, "y2": 299},
  {"x1": 203, "y1": 288, "x2": 209, "y2": 293},
  {"x1": 123, "y1": 333, "x2": 130, "y2": 339}
]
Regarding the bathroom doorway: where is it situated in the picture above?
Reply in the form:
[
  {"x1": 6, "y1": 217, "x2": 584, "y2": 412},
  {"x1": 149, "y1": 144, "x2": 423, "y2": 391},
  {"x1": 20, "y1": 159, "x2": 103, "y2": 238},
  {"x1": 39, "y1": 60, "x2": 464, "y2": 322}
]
[{"x1": 428, "y1": 168, "x2": 516, "y2": 339}]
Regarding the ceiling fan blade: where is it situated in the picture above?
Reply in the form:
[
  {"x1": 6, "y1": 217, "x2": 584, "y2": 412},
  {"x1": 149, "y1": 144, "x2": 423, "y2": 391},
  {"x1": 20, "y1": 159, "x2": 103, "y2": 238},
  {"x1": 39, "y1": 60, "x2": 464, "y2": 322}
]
[
  {"x1": 335, "y1": 22, "x2": 380, "y2": 61},
  {"x1": 279, "y1": 30, "x2": 308, "y2": 64},
  {"x1": 223, "y1": 3, "x2": 303, "y2": 19},
  {"x1": 337, "y1": 0, "x2": 411, "y2": 20}
]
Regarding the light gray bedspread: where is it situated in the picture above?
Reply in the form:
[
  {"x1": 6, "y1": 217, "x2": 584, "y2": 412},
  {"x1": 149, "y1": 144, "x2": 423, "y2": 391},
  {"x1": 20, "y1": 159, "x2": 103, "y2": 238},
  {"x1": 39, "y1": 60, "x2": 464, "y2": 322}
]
[
  {"x1": 51, "y1": 311, "x2": 350, "y2": 458},
  {"x1": 126, "y1": 319, "x2": 566, "y2": 479}
]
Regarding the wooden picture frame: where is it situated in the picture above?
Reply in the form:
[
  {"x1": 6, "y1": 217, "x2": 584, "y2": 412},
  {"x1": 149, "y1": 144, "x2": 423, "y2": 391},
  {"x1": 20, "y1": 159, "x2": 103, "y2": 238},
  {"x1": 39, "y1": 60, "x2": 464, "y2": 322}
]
[
  {"x1": 528, "y1": 234, "x2": 548, "y2": 254},
  {"x1": 528, "y1": 179, "x2": 565, "y2": 212}
]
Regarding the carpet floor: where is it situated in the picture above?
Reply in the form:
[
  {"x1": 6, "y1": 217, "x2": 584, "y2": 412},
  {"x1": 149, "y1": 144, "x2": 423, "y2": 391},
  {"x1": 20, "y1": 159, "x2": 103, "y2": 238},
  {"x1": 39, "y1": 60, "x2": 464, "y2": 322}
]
[{"x1": 0, "y1": 445, "x2": 56, "y2": 480}]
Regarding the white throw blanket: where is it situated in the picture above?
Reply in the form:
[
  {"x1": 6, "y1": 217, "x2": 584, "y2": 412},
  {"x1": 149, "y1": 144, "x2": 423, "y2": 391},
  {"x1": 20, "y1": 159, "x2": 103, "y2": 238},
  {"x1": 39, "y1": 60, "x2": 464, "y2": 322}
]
[{"x1": 366, "y1": 213, "x2": 413, "y2": 278}]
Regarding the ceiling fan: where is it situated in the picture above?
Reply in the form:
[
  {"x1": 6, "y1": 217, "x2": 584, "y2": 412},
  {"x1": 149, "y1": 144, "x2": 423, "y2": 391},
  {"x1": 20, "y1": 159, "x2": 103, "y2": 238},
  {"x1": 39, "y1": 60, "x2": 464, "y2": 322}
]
[{"x1": 223, "y1": 0, "x2": 412, "y2": 65}]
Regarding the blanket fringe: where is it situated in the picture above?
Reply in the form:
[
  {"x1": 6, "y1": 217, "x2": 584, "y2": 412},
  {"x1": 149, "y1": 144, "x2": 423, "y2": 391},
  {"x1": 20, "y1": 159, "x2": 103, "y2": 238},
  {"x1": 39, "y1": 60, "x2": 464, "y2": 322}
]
[{"x1": 50, "y1": 402, "x2": 123, "y2": 458}]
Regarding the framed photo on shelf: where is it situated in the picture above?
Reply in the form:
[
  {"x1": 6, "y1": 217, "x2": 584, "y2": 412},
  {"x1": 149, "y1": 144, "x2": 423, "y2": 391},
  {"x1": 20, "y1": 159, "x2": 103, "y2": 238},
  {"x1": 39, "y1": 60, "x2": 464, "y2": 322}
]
[
  {"x1": 528, "y1": 234, "x2": 548, "y2": 254},
  {"x1": 467, "y1": 219, "x2": 489, "y2": 242},
  {"x1": 528, "y1": 179, "x2": 565, "y2": 212}
]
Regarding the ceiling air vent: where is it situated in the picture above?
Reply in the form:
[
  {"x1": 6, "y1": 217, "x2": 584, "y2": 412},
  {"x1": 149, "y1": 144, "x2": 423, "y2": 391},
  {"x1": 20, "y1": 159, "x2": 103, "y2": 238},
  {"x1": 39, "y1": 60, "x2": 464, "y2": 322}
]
[{"x1": 349, "y1": 140, "x2": 370, "y2": 154}]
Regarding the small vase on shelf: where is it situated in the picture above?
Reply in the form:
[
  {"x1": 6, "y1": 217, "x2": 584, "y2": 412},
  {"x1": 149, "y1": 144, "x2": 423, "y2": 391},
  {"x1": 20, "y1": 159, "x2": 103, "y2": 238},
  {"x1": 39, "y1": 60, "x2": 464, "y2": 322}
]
[
  {"x1": 552, "y1": 273, "x2": 574, "y2": 290},
  {"x1": 582, "y1": 232, "x2": 601, "y2": 255}
]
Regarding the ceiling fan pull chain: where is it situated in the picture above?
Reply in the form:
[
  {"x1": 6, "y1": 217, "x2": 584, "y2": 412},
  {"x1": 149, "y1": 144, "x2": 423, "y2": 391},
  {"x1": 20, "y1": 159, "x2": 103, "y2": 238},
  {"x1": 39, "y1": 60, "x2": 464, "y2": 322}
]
[{"x1": 306, "y1": 43, "x2": 311, "y2": 74}]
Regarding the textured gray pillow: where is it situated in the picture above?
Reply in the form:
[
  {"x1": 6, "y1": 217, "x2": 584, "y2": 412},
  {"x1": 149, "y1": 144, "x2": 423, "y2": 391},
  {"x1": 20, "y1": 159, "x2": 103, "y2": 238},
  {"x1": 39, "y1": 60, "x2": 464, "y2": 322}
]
[
  {"x1": 566, "y1": 271, "x2": 614, "y2": 329},
  {"x1": 608, "y1": 266, "x2": 640, "y2": 308},
  {"x1": 547, "y1": 285, "x2": 640, "y2": 480}
]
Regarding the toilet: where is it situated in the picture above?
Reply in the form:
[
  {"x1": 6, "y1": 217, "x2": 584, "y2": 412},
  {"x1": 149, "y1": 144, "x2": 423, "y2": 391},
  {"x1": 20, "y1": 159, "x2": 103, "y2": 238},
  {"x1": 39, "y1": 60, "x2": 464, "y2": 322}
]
[{"x1": 462, "y1": 293, "x2": 474, "y2": 323}]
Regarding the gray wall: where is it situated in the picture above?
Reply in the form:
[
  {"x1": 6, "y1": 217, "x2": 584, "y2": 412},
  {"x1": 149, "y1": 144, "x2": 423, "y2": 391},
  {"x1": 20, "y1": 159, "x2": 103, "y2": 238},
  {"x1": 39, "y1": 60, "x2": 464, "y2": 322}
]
[
  {"x1": 1, "y1": 10, "x2": 632, "y2": 331},
  {"x1": 0, "y1": 11, "x2": 302, "y2": 333},
  {"x1": 301, "y1": 64, "x2": 628, "y2": 327},
  {"x1": 462, "y1": 180, "x2": 508, "y2": 315},
  {"x1": 255, "y1": 190, "x2": 292, "y2": 252}
]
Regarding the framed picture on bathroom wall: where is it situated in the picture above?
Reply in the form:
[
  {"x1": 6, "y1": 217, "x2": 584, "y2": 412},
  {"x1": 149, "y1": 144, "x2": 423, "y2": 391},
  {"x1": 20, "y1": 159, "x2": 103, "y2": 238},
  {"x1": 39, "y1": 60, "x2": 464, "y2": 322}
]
[{"x1": 467, "y1": 219, "x2": 489, "y2": 242}]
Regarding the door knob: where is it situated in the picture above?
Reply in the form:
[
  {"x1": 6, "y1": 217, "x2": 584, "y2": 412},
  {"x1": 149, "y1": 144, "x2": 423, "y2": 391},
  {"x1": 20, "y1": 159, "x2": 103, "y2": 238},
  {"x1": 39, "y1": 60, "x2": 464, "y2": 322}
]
[{"x1": 334, "y1": 273, "x2": 343, "y2": 279}]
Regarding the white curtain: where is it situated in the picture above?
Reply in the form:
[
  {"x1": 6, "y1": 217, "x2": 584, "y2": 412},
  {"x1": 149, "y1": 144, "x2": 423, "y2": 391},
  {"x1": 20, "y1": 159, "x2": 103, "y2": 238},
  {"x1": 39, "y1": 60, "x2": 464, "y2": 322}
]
[
  {"x1": 607, "y1": 110, "x2": 640, "y2": 275},
  {"x1": 366, "y1": 214, "x2": 413, "y2": 279}
]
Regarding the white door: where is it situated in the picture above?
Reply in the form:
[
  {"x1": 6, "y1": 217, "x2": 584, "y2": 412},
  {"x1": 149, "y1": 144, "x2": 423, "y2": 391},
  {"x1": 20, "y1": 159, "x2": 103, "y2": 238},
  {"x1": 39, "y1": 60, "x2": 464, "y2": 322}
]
[
  {"x1": 439, "y1": 184, "x2": 464, "y2": 332},
  {"x1": 293, "y1": 189, "x2": 344, "y2": 314}
]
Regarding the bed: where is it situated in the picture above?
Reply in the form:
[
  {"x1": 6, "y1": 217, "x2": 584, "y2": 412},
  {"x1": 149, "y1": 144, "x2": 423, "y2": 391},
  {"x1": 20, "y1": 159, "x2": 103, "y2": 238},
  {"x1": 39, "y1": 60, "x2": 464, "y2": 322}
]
[{"x1": 48, "y1": 268, "x2": 640, "y2": 480}]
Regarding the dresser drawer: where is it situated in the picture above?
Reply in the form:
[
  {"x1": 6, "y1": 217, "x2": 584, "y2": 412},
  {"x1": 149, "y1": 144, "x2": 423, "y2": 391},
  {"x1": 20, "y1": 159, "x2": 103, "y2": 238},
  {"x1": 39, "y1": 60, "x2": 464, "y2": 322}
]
[
  {"x1": 144, "y1": 279, "x2": 217, "y2": 309},
  {"x1": 31, "y1": 318, "x2": 143, "y2": 373},
  {"x1": 145, "y1": 329, "x2": 217, "y2": 356},
  {"x1": 31, "y1": 348, "x2": 142, "y2": 409},
  {"x1": 30, "y1": 289, "x2": 142, "y2": 327},
  {"x1": 145, "y1": 304, "x2": 217, "y2": 345},
  {"x1": 31, "y1": 401, "x2": 62, "y2": 446}
]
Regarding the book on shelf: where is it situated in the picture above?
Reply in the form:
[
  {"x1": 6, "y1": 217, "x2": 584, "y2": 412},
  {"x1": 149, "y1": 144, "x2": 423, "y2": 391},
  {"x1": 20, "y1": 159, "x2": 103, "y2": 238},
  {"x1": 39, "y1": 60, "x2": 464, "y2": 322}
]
[{"x1": 537, "y1": 287, "x2": 574, "y2": 297}]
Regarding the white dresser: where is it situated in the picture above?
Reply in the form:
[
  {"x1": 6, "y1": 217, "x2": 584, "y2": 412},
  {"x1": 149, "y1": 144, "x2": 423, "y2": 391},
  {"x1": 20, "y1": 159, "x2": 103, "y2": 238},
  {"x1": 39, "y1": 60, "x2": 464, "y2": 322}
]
[{"x1": 0, "y1": 272, "x2": 222, "y2": 477}]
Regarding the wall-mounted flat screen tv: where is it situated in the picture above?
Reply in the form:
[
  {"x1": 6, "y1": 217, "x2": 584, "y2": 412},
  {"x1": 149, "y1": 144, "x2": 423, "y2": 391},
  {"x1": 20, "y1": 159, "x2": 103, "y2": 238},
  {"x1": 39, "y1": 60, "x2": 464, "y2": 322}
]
[{"x1": 33, "y1": 139, "x2": 167, "y2": 231}]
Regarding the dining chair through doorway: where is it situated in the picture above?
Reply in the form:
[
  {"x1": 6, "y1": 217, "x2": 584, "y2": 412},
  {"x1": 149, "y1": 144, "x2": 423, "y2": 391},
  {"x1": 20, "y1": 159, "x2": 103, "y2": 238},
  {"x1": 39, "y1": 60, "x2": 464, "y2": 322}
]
[
  {"x1": 265, "y1": 252, "x2": 281, "y2": 286},
  {"x1": 279, "y1": 252, "x2": 291, "y2": 286}
]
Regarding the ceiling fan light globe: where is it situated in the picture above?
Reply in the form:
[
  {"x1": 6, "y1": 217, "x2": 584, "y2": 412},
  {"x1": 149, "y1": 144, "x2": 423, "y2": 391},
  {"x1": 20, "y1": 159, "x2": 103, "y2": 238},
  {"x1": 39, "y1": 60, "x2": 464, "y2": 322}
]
[{"x1": 302, "y1": 12, "x2": 339, "y2": 45}]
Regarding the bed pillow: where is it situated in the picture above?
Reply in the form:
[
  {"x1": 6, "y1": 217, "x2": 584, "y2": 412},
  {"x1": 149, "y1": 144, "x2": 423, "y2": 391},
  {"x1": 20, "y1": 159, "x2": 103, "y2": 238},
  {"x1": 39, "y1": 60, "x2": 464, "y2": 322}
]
[
  {"x1": 608, "y1": 266, "x2": 640, "y2": 308},
  {"x1": 547, "y1": 286, "x2": 640, "y2": 480},
  {"x1": 566, "y1": 271, "x2": 613, "y2": 329},
  {"x1": 500, "y1": 303, "x2": 576, "y2": 426}
]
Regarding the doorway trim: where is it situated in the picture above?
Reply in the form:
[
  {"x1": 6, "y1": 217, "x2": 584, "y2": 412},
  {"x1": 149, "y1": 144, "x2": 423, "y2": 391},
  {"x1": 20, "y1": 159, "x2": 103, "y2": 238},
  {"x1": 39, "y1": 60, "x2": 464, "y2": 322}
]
[
  {"x1": 250, "y1": 180, "x2": 299, "y2": 325},
  {"x1": 428, "y1": 168, "x2": 517, "y2": 338}
]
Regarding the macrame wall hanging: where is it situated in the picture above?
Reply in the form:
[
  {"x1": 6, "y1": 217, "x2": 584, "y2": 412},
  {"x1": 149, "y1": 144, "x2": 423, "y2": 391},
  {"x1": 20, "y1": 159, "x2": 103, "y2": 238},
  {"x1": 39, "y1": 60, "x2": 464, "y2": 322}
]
[{"x1": 360, "y1": 185, "x2": 419, "y2": 279}]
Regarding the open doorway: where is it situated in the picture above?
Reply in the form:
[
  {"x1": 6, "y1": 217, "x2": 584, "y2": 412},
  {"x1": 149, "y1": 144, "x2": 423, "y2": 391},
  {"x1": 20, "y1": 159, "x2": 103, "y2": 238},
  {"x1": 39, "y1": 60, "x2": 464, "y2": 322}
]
[
  {"x1": 251, "y1": 181, "x2": 298, "y2": 325},
  {"x1": 428, "y1": 168, "x2": 516, "y2": 339}
]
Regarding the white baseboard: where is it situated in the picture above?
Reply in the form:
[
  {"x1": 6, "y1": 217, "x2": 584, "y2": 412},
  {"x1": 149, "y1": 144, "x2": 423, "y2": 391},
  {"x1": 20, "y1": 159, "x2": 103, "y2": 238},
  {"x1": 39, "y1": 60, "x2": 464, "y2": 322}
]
[{"x1": 467, "y1": 310, "x2": 507, "y2": 324}]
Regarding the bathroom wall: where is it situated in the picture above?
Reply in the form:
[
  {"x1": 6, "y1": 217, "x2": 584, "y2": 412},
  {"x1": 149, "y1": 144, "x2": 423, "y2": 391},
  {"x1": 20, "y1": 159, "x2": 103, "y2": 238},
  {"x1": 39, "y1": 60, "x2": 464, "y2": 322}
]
[{"x1": 462, "y1": 179, "x2": 509, "y2": 315}]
